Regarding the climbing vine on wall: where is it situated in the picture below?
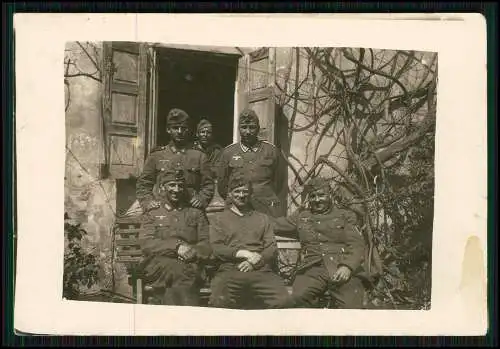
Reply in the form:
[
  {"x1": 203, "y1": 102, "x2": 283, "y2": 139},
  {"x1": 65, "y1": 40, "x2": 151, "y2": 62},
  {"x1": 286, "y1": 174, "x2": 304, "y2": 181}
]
[{"x1": 63, "y1": 213, "x2": 100, "y2": 299}]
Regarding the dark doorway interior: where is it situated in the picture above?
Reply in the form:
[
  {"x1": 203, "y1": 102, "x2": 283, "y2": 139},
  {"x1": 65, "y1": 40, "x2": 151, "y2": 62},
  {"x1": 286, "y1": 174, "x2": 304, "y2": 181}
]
[
  {"x1": 116, "y1": 48, "x2": 240, "y2": 215},
  {"x1": 155, "y1": 48, "x2": 239, "y2": 148}
]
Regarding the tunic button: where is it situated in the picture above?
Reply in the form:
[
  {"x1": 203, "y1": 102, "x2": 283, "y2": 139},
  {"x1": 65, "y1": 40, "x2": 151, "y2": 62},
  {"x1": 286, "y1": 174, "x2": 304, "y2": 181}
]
[
  {"x1": 321, "y1": 253, "x2": 325, "y2": 257},
  {"x1": 329, "y1": 257, "x2": 334, "y2": 261}
]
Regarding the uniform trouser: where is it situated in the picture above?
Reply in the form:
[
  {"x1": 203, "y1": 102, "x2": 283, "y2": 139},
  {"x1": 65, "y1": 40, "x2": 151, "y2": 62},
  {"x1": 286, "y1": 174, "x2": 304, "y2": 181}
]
[
  {"x1": 209, "y1": 269, "x2": 291, "y2": 309},
  {"x1": 292, "y1": 265, "x2": 365, "y2": 309},
  {"x1": 143, "y1": 257, "x2": 202, "y2": 306}
]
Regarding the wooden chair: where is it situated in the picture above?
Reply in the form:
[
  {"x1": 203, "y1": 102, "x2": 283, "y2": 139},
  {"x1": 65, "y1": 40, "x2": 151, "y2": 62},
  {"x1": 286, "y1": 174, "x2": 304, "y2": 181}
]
[{"x1": 113, "y1": 216, "x2": 148, "y2": 304}]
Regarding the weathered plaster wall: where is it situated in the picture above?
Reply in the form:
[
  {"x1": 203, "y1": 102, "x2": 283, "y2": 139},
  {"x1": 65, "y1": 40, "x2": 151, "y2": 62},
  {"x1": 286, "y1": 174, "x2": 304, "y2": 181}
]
[
  {"x1": 275, "y1": 48, "x2": 347, "y2": 214},
  {"x1": 64, "y1": 42, "x2": 130, "y2": 297}
]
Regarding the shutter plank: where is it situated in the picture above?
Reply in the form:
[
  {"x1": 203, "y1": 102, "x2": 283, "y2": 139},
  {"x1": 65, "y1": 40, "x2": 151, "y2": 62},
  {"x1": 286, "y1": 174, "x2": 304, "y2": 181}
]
[
  {"x1": 102, "y1": 42, "x2": 148, "y2": 179},
  {"x1": 245, "y1": 48, "x2": 277, "y2": 144}
]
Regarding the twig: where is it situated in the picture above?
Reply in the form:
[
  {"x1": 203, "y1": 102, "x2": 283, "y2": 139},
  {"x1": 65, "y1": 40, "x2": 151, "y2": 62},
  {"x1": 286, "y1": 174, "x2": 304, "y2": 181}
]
[
  {"x1": 65, "y1": 72, "x2": 102, "y2": 83},
  {"x1": 76, "y1": 41, "x2": 101, "y2": 76}
]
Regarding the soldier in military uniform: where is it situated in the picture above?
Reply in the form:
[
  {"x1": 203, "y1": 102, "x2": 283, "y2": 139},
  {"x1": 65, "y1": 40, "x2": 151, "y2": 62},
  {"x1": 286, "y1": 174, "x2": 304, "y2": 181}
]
[
  {"x1": 216, "y1": 108, "x2": 285, "y2": 218},
  {"x1": 272, "y1": 177, "x2": 367, "y2": 309},
  {"x1": 138, "y1": 168, "x2": 212, "y2": 306},
  {"x1": 136, "y1": 108, "x2": 215, "y2": 213},
  {"x1": 193, "y1": 118, "x2": 223, "y2": 176},
  {"x1": 208, "y1": 174, "x2": 291, "y2": 309}
]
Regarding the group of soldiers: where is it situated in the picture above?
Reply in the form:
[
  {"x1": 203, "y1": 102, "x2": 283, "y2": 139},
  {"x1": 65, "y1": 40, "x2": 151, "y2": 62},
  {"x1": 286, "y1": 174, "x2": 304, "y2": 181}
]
[{"x1": 134, "y1": 107, "x2": 368, "y2": 309}]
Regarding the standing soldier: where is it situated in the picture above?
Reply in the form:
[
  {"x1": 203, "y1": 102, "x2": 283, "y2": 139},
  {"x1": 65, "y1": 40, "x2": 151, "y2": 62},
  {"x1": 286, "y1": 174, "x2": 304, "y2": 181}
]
[
  {"x1": 136, "y1": 108, "x2": 215, "y2": 213},
  {"x1": 193, "y1": 118, "x2": 223, "y2": 176},
  {"x1": 138, "y1": 168, "x2": 212, "y2": 306},
  {"x1": 272, "y1": 177, "x2": 367, "y2": 309},
  {"x1": 216, "y1": 108, "x2": 285, "y2": 218}
]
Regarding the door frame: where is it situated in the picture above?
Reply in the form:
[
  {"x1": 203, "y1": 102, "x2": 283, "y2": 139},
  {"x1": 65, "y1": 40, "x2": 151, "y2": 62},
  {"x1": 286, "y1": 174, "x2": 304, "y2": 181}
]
[{"x1": 145, "y1": 45, "x2": 243, "y2": 156}]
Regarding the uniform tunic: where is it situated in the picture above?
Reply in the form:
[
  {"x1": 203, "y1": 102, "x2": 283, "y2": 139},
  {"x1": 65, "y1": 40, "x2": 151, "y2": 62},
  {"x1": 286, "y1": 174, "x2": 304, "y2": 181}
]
[
  {"x1": 138, "y1": 202, "x2": 212, "y2": 306},
  {"x1": 216, "y1": 140, "x2": 284, "y2": 217},
  {"x1": 208, "y1": 207, "x2": 291, "y2": 309},
  {"x1": 136, "y1": 142, "x2": 215, "y2": 210},
  {"x1": 193, "y1": 141, "x2": 222, "y2": 169},
  {"x1": 273, "y1": 207, "x2": 367, "y2": 308},
  {"x1": 209, "y1": 207, "x2": 277, "y2": 272}
]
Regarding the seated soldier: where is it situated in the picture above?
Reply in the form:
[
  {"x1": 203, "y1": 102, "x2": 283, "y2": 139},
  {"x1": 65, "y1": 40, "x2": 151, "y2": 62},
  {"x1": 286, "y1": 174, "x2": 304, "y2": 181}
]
[
  {"x1": 272, "y1": 177, "x2": 367, "y2": 309},
  {"x1": 208, "y1": 174, "x2": 291, "y2": 309},
  {"x1": 138, "y1": 168, "x2": 212, "y2": 306}
]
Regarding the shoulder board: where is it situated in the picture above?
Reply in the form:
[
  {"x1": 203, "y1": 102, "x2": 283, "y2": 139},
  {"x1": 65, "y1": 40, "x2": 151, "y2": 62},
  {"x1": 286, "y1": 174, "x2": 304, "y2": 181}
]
[
  {"x1": 224, "y1": 142, "x2": 239, "y2": 150},
  {"x1": 150, "y1": 146, "x2": 166, "y2": 153},
  {"x1": 261, "y1": 140, "x2": 276, "y2": 148}
]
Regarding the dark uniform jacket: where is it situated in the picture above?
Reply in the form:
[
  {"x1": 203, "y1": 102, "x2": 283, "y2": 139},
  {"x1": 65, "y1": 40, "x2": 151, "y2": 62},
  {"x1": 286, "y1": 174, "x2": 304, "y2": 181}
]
[
  {"x1": 209, "y1": 207, "x2": 278, "y2": 272},
  {"x1": 193, "y1": 141, "x2": 222, "y2": 178},
  {"x1": 136, "y1": 142, "x2": 215, "y2": 210},
  {"x1": 272, "y1": 207, "x2": 366, "y2": 278},
  {"x1": 138, "y1": 201, "x2": 212, "y2": 289},
  {"x1": 140, "y1": 202, "x2": 212, "y2": 260},
  {"x1": 216, "y1": 140, "x2": 284, "y2": 217},
  {"x1": 193, "y1": 141, "x2": 222, "y2": 167}
]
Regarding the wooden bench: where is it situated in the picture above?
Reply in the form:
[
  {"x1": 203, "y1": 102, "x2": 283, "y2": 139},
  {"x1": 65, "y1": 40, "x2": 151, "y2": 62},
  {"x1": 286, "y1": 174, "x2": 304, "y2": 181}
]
[{"x1": 113, "y1": 214, "x2": 302, "y2": 305}]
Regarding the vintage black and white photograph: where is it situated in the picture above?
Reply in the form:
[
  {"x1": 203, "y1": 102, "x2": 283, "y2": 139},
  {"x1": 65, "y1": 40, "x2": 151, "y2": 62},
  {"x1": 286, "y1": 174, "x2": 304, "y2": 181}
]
[
  {"x1": 13, "y1": 13, "x2": 489, "y2": 336},
  {"x1": 63, "y1": 42, "x2": 437, "y2": 310}
]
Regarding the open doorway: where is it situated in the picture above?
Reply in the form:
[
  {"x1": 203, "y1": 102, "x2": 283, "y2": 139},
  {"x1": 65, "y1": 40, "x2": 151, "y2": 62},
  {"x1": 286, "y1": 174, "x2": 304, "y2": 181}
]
[
  {"x1": 155, "y1": 47, "x2": 239, "y2": 148},
  {"x1": 115, "y1": 47, "x2": 239, "y2": 215}
]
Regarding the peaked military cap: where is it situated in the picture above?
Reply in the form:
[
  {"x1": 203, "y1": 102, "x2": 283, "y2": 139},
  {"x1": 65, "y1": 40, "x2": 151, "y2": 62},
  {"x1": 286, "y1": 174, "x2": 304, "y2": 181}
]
[{"x1": 166, "y1": 108, "x2": 190, "y2": 126}]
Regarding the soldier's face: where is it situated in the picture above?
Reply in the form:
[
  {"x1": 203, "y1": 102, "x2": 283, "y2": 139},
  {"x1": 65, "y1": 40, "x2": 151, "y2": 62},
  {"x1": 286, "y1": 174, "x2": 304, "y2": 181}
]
[
  {"x1": 197, "y1": 127, "x2": 213, "y2": 145},
  {"x1": 239, "y1": 123, "x2": 259, "y2": 145},
  {"x1": 229, "y1": 184, "x2": 251, "y2": 208},
  {"x1": 161, "y1": 180, "x2": 185, "y2": 203},
  {"x1": 309, "y1": 188, "x2": 332, "y2": 214},
  {"x1": 167, "y1": 125, "x2": 189, "y2": 144}
]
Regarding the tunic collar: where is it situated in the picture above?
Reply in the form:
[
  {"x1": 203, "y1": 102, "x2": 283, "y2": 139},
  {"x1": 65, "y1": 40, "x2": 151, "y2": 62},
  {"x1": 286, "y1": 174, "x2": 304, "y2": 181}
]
[
  {"x1": 163, "y1": 199, "x2": 185, "y2": 212},
  {"x1": 168, "y1": 141, "x2": 188, "y2": 154},
  {"x1": 240, "y1": 140, "x2": 262, "y2": 153},
  {"x1": 229, "y1": 205, "x2": 253, "y2": 217}
]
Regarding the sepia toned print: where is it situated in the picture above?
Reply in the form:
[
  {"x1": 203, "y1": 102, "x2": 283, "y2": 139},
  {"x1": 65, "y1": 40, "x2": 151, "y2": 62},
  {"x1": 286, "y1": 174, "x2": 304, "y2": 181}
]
[{"x1": 63, "y1": 42, "x2": 437, "y2": 310}]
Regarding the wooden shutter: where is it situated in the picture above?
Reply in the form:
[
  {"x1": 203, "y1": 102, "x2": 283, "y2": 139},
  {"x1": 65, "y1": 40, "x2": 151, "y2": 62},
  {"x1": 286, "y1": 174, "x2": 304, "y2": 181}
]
[
  {"x1": 236, "y1": 47, "x2": 277, "y2": 143},
  {"x1": 102, "y1": 42, "x2": 148, "y2": 179},
  {"x1": 146, "y1": 46, "x2": 159, "y2": 154}
]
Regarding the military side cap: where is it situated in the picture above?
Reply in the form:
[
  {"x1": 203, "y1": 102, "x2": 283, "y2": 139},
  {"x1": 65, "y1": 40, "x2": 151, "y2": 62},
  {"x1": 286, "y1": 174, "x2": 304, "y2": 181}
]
[
  {"x1": 304, "y1": 176, "x2": 332, "y2": 194},
  {"x1": 167, "y1": 108, "x2": 190, "y2": 126},
  {"x1": 228, "y1": 173, "x2": 251, "y2": 192},
  {"x1": 239, "y1": 108, "x2": 260, "y2": 126},
  {"x1": 197, "y1": 118, "x2": 213, "y2": 132},
  {"x1": 159, "y1": 168, "x2": 186, "y2": 184}
]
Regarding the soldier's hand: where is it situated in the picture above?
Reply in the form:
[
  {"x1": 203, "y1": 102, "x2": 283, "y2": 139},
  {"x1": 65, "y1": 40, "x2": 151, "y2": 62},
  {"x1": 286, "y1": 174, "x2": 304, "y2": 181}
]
[
  {"x1": 247, "y1": 252, "x2": 263, "y2": 266},
  {"x1": 235, "y1": 250, "x2": 252, "y2": 259},
  {"x1": 146, "y1": 200, "x2": 161, "y2": 211},
  {"x1": 331, "y1": 265, "x2": 352, "y2": 283},
  {"x1": 238, "y1": 260, "x2": 254, "y2": 273},
  {"x1": 177, "y1": 244, "x2": 194, "y2": 261},
  {"x1": 182, "y1": 248, "x2": 197, "y2": 262},
  {"x1": 190, "y1": 196, "x2": 202, "y2": 208}
]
